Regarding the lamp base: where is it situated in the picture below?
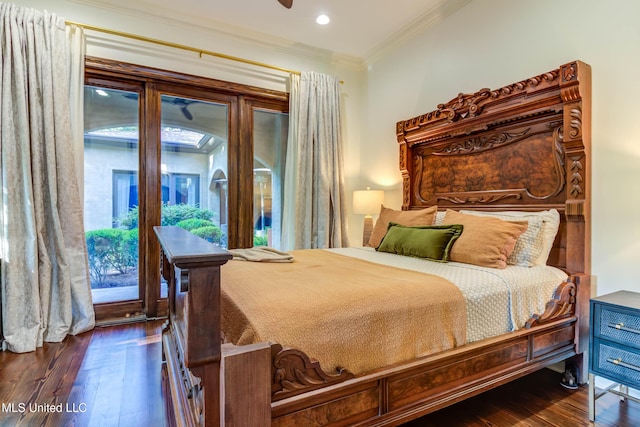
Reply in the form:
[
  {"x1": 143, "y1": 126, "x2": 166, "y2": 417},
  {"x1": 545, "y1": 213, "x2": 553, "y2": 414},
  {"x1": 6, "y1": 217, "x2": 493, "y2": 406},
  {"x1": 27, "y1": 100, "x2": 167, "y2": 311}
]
[{"x1": 362, "y1": 216, "x2": 374, "y2": 246}]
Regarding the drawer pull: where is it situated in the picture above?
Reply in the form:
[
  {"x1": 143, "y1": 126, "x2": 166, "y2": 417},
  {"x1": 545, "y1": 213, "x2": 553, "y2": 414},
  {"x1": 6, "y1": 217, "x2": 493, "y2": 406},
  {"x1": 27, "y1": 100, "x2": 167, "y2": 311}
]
[
  {"x1": 606, "y1": 357, "x2": 640, "y2": 373},
  {"x1": 607, "y1": 322, "x2": 640, "y2": 334}
]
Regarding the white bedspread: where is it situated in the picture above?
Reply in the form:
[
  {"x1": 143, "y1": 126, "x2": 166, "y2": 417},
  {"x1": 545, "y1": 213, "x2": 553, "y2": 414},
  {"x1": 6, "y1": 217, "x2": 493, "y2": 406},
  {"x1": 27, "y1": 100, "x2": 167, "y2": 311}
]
[{"x1": 327, "y1": 247, "x2": 568, "y2": 343}]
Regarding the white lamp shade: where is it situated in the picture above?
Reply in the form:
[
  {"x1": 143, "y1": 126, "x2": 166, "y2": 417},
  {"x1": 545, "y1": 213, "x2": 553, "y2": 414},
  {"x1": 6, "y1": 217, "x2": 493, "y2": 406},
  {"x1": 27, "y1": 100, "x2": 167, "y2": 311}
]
[{"x1": 353, "y1": 189, "x2": 384, "y2": 215}]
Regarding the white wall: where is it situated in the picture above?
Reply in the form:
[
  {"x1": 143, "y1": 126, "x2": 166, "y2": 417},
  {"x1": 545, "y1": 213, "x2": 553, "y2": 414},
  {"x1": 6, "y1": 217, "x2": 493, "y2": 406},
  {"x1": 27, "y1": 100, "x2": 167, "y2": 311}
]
[{"x1": 364, "y1": 0, "x2": 640, "y2": 296}]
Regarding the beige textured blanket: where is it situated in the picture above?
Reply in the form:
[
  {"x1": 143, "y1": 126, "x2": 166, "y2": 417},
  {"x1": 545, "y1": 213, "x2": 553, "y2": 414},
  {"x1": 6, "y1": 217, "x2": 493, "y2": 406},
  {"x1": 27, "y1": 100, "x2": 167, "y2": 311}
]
[
  {"x1": 228, "y1": 246, "x2": 294, "y2": 262},
  {"x1": 221, "y1": 249, "x2": 467, "y2": 375}
]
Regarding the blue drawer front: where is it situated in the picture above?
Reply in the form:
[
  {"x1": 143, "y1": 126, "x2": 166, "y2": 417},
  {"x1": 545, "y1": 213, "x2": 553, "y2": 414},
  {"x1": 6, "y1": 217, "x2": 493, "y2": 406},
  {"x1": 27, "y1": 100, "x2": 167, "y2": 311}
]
[
  {"x1": 593, "y1": 340, "x2": 640, "y2": 389},
  {"x1": 598, "y1": 306, "x2": 640, "y2": 349}
]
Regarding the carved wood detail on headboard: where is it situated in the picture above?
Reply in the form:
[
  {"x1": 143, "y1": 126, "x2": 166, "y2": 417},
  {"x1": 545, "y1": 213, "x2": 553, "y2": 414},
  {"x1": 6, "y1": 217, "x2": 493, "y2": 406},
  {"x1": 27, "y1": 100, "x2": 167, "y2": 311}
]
[
  {"x1": 397, "y1": 61, "x2": 591, "y2": 275},
  {"x1": 399, "y1": 68, "x2": 560, "y2": 134}
]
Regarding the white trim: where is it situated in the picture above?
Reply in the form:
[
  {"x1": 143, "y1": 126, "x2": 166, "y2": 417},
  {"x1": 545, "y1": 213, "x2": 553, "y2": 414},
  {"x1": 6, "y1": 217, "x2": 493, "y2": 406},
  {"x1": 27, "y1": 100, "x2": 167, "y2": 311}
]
[
  {"x1": 70, "y1": 0, "x2": 366, "y2": 71},
  {"x1": 365, "y1": 0, "x2": 473, "y2": 65}
]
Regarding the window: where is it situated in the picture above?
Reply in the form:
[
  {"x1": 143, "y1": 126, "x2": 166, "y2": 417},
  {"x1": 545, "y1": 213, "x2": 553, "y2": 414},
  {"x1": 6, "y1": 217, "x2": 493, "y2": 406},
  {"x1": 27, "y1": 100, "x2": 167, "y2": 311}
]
[
  {"x1": 112, "y1": 171, "x2": 204, "y2": 219},
  {"x1": 113, "y1": 170, "x2": 138, "y2": 223},
  {"x1": 162, "y1": 173, "x2": 201, "y2": 206},
  {"x1": 84, "y1": 58, "x2": 289, "y2": 319},
  {"x1": 160, "y1": 94, "x2": 228, "y2": 247},
  {"x1": 253, "y1": 109, "x2": 288, "y2": 247},
  {"x1": 84, "y1": 87, "x2": 140, "y2": 305}
]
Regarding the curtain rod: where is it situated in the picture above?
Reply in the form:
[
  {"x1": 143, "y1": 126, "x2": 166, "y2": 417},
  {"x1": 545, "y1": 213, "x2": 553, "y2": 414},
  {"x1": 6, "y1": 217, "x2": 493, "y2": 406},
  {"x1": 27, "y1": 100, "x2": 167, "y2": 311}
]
[{"x1": 65, "y1": 20, "x2": 302, "y2": 76}]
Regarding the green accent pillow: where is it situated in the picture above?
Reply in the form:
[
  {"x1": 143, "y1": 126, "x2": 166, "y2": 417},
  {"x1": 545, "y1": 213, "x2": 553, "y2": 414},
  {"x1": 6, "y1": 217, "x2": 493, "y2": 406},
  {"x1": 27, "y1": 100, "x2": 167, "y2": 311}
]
[{"x1": 376, "y1": 223, "x2": 464, "y2": 262}]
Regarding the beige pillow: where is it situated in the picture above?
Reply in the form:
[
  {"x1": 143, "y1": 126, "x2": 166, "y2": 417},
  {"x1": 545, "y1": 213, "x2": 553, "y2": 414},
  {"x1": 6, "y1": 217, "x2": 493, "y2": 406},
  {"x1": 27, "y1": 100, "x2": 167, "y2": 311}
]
[
  {"x1": 442, "y1": 209, "x2": 528, "y2": 269},
  {"x1": 459, "y1": 209, "x2": 560, "y2": 266},
  {"x1": 459, "y1": 210, "x2": 544, "y2": 267},
  {"x1": 367, "y1": 205, "x2": 437, "y2": 248}
]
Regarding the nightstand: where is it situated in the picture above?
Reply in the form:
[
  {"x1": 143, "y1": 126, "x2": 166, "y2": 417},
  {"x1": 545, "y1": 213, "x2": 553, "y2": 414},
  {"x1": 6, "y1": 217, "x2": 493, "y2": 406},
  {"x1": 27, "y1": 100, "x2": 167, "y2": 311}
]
[{"x1": 589, "y1": 291, "x2": 640, "y2": 421}]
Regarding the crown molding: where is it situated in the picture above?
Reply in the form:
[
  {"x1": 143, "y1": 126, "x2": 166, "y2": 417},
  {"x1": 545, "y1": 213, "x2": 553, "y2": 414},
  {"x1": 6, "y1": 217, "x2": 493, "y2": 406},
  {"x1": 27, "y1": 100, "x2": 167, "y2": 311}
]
[
  {"x1": 69, "y1": 0, "x2": 366, "y2": 72},
  {"x1": 364, "y1": 0, "x2": 473, "y2": 65}
]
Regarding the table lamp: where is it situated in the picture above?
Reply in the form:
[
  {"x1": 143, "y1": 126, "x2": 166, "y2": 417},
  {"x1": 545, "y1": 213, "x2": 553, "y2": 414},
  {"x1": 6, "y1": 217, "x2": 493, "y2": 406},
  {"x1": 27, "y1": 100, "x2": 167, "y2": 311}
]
[{"x1": 353, "y1": 188, "x2": 384, "y2": 246}]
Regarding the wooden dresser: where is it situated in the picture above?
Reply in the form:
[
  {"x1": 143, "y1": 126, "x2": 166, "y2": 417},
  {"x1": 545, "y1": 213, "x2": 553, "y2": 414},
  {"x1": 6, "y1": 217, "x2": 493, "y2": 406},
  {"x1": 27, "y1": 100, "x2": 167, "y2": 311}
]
[{"x1": 589, "y1": 290, "x2": 640, "y2": 421}]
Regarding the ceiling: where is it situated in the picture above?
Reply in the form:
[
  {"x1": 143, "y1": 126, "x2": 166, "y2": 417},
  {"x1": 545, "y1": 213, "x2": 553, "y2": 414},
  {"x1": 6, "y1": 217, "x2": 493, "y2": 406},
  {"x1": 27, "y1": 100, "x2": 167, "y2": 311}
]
[{"x1": 89, "y1": 0, "x2": 470, "y2": 60}]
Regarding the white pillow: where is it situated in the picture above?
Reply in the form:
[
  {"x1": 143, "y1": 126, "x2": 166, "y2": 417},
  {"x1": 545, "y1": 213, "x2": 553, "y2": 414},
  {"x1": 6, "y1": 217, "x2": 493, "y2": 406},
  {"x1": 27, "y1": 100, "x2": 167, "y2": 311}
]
[{"x1": 458, "y1": 209, "x2": 560, "y2": 266}]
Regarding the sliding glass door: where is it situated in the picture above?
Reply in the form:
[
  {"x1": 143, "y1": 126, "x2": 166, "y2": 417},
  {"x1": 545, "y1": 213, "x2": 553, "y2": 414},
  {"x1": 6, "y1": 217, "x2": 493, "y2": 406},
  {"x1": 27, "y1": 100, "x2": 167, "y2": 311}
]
[
  {"x1": 160, "y1": 95, "x2": 229, "y2": 248},
  {"x1": 84, "y1": 58, "x2": 288, "y2": 319},
  {"x1": 84, "y1": 85, "x2": 141, "y2": 304},
  {"x1": 252, "y1": 109, "x2": 288, "y2": 248}
]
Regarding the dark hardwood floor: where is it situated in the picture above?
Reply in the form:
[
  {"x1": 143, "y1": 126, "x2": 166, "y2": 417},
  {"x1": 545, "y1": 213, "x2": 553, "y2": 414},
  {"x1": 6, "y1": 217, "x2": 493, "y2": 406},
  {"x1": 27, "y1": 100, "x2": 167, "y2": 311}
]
[
  {"x1": 1, "y1": 320, "x2": 638, "y2": 426},
  {"x1": 0, "y1": 320, "x2": 167, "y2": 427},
  {"x1": 406, "y1": 368, "x2": 639, "y2": 427}
]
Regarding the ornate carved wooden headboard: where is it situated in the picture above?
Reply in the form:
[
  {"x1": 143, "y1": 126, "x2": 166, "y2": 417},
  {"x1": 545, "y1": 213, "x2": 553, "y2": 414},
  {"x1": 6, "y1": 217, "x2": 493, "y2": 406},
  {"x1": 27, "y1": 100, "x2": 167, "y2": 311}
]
[{"x1": 397, "y1": 61, "x2": 591, "y2": 275}]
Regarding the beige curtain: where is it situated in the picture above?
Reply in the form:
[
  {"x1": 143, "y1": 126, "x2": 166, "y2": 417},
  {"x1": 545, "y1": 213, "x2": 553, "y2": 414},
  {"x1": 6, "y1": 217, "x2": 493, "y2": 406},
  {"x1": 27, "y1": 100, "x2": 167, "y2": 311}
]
[
  {"x1": 281, "y1": 72, "x2": 349, "y2": 250},
  {"x1": 67, "y1": 23, "x2": 86, "y2": 196},
  {"x1": 0, "y1": 3, "x2": 95, "y2": 353}
]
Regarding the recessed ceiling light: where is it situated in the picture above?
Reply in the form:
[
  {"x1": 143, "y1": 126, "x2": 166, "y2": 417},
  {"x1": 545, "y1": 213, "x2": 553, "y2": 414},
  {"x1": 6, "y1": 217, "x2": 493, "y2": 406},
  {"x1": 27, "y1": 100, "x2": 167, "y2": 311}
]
[
  {"x1": 316, "y1": 14, "x2": 330, "y2": 25},
  {"x1": 95, "y1": 89, "x2": 110, "y2": 97}
]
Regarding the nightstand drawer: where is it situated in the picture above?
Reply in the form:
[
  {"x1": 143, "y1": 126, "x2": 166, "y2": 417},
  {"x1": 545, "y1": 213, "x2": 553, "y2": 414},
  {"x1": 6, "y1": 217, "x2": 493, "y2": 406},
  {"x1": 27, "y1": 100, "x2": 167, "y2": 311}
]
[
  {"x1": 593, "y1": 340, "x2": 640, "y2": 389},
  {"x1": 596, "y1": 306, "x2": 640, "y2": 349}
]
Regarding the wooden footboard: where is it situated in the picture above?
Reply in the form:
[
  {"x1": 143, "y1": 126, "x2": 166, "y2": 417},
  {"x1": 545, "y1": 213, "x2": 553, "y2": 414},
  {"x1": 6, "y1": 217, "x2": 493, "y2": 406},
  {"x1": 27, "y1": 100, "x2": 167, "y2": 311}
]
[
  {"x1": 229, "y1": 275, "x2": 589, "y2": 426},
  {"x1": 155, "y1": 226, "x2": 232, "y2": 427}
]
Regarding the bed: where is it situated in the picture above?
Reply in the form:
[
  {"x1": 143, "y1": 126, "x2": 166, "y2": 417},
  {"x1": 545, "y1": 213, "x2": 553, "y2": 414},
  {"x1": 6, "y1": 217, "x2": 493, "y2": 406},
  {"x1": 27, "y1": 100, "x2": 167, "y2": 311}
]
[{"x1": 155, "y1": 60, "x2": 592, "y2": 426}]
